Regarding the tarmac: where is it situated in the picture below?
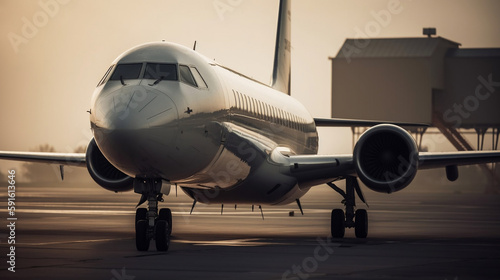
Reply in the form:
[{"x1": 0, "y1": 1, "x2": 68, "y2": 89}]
[{"x1": 1, "y1": 181, "x2": 500, "y2": 280}]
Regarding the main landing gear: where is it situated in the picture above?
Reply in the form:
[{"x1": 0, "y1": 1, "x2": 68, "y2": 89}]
[
  {"x1": 134, "y1": 178, "x2": 172, "y2": 251},
  {"x1": 328, "y1": 176, "x2": 368, "y2": 238}
]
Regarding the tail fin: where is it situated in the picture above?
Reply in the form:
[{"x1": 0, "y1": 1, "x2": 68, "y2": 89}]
[{"x1": 271, "y1": 0, "x2": 291, "y2": 95}]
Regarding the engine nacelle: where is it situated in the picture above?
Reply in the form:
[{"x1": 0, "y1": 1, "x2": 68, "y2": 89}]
[
  {"x1": 353, "y1": 124, "x2": 419, "y2": 193},
  {"x1": 86, "y1": 138, "x2": 134, "y2": 192}
]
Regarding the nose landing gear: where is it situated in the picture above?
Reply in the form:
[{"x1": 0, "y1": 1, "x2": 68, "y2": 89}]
[{"x1": 134, "y1": 178, "x2": 172, "y2": 251}]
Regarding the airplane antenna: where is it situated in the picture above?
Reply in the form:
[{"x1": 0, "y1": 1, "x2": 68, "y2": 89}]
[
  {"x1": 252, "y1": 205, "x2": 254, "y2": 212},
  {"x1": 190, "y1": 199, "x2": 197, "y2": 214},
  {"x1": 221, "y1": 204, "x2": 224, "y2": 215},
  {"x1": 295, "y1": 199, "x2": 304, "y2": 215},
  {"x1": 193, "y1": 40, "x2": 197, "y2": 51},
  {"x1": 258, "y1": 205, "x2": 264, "y2": 220}
]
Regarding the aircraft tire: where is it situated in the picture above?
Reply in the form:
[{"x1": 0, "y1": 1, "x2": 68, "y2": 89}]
[
  {"x1": 136, "y1": 220, "x2": 150, "y2": 251},
  {"x1": 158, "y1": 208, "x2": 172, "y2": 235},
  {"x1": 155, "y1": 220, "x2": 170, "y2": 252},
  {"x1": 355, "y1": 209, "x2": 368, "y2": 238},
  {"x1": 331, "y1": 209, "x2": 345, "y2": 238},
  {"x1": 135, "y1": 208, "x2": 147, "y2": 227}
]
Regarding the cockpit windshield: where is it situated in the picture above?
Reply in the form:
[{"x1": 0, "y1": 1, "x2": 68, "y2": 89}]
[
  {"x1": 110, "y1": 63, "x2": 142, "y2": 80},
  {"x1": 144, "y1": 63, "x2": 178, "y2": 80},
  {"x1": 102, "y1": 62, "x2": 207, "y2": 88}
]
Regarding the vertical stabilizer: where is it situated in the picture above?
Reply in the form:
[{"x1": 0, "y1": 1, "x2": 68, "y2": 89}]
[{"x1": 271, "y1": 0, "x2": 291, "y2": 95}]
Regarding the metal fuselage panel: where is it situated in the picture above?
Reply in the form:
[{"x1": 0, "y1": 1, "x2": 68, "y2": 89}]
[
  {"x1": 179, "y1": 61, "x2": 319, "y2": 205},
  {"x1": 90, "y1": 42, "x2": 319, "y2": 205}
]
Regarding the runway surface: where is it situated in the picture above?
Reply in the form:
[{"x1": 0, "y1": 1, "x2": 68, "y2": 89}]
[{"x1": 1, "y1": 181, "x2": 500, "y2": 279}]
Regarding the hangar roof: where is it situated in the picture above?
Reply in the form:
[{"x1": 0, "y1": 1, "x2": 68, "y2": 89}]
[
  {"x1": 446, "y1": 48, "x2": 500, "y2": 58},
  {"x1": 334, "y1": 37, "x2": 460, "y2": 59}
]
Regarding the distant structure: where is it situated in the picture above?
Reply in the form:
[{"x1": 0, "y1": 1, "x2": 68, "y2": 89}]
[
  {"x1": 423, "y1": 27, "x2": 436, "y2": 38},
  {"x1": 329, "y1": 28, "x2": 500, "y2": 189}
]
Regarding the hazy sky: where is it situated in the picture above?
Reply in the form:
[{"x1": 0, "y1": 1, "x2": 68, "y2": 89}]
[{"x1": 1, "y1": 0, "x2": 499, "y2": 170}]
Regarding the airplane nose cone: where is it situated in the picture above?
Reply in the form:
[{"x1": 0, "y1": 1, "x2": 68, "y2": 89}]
[
  {"x1": 91, "y1": 85, "x2": 179, "y2": 177},
  {"x1": 93, "y1": 85, "x2": 178, "y2": 130}
]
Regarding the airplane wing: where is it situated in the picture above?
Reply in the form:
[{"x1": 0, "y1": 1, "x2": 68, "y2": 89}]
[
  {"x1": 284, "y1": 151, "x2": 500, "y2": 176},
  {"x1": 0, "y1": 151, "x2": 86, "y2": 167},
  {"x1": 418, "y1": 151, "x2": 500, "y2": 169},
  {"x1": 274, "y1": 123, "x2": 500, "y2": 193},
  {"x1": 314, "y1": 117, "x2": 429, "y2": 127},
  {"x1": 279, "y1": 150, "x2": 500, "y2": 190}
]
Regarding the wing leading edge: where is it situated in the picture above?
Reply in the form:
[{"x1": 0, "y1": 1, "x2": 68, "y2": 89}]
[
  {"x1": 418, "y1": 151, "x2": 500, "y2": 170},
  {"x1": 314, "y1": 118, "x2": 429, "y2": 127},
  {"x1": 0, "y1": 151, "x2": 86, "y2": 167}
]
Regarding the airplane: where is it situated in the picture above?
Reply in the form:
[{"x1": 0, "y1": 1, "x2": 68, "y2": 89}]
[{"x1": 1, "y1": 0, "x2": 500, "y2": 252}]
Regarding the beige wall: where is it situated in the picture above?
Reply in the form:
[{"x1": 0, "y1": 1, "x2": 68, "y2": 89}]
[
  {"x1": 331, "y1": 58, "x2": 432, "y2": 124},
  {"x1": 430, "y1": 43, "x2": 456, "y2": 89},
  {"x1": 436, "y1": 56, "x2": 500, "y2": 128}
]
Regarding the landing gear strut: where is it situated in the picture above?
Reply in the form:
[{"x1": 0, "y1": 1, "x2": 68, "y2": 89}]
[
  {"x1": 328, "y1": 176, "x2": 368, "y2": 238},
  {"x1": 134, "y1": 178, "x2": 172, "y2": 251}
]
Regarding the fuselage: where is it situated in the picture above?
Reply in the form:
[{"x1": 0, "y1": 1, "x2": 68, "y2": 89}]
[{"x1": 90, "y1": 42, "x2": 318, "y2": 205}]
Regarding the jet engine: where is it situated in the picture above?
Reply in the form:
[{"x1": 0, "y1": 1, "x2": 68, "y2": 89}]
[
  {"x1": 86, "y1": 138, "x2": 134, "y2": 192},
  {"x1": 353, "y1": 124, "x2": 419, "y2": 193}
]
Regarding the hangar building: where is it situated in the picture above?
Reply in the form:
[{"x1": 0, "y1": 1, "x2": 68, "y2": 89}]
[{"x1": 329, "y1": 30, "x2": 500, "y2": 188}]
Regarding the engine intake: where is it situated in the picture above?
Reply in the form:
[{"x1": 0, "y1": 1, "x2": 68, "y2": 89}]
[
  {"x1": 353, "y1": 124, "x2": 418, "y2": 193},
  {"x1": 86, "y1": 138, "x2": 134, "y2": 192}
]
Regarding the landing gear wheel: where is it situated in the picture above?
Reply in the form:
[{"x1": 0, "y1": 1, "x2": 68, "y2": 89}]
[
  {"x1": 158, "y1": 208, "x2": 172, "y2": 235},
  {"x1": 134, "y1": 178, "x2": 173, "y2": 252},
  {"x1": 355, "y1": 209, "x2": 368, "y2": 238},
  {"x1": 331, "y1": 209, "x2": 345, "y2": 238},
  {"x1": 155, "y1": 220, "x2": 170, "y2": 252},
  {"x1": 136, "y1": 220, "x2": 150, "y2": 251},
  {"x1": 135, "y1": 208, "x2": 147, "y2": 225}
]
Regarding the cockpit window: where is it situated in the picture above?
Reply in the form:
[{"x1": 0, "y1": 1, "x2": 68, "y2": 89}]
[
  {"x1": 110, "y1": 63, "x2": 142, "y2": 80},
  {"x1": 96, "y1": 65, "x2": 114, "y2": 87},
  {"x1": 144, "y1": 63, "x2": 177, "y2": 80},
  {"x1": 179, "y1": 65, "x2": 197, "y2": 87},
  {"x1": 191, "y1": 67, "x2": 208, "y2": 89}
]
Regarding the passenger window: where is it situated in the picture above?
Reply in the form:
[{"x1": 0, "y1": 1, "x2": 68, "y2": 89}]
[
  {"x1": 240, "y1": 93, "x2": 245, "y2": 110},
  {"x1": 244, "y1": 95, "x2": 249, "y2": 112},
  {"x1": 97, "y1": 65, "x2": 114, "y2": 87},
  {"x1": 236, "y1": 91, "x2": 241, "y2": 109},
  {"x1": 110, "y1": 63, "x2": 142, "y2": 80},
  {"x1": 144, "y1": 63, "x2": 177, "y2": 80},
  {"x1": 179, "y1": 65, "x2": 197, "y2": 87},
  {"x1": 190, "y1": 67, "x2": 208, "y2": 89},
  {"x1": 232, "y1": 90, "x2": 238, "y2": 108}
]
